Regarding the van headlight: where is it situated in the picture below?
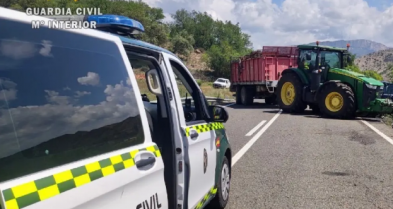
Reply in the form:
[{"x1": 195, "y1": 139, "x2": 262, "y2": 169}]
[{"x1": 365, "y1": 84, "x2": 377, "y2": 89}]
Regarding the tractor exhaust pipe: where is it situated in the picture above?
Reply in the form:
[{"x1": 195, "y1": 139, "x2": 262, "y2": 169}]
[{"x1": 310, "y1": 68, "x2": 322, "y2": 92}]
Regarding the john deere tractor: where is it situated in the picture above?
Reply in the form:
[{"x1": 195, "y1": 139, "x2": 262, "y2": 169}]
[{"x1": 276, "y1": 42, "x2": 393, "y2": 119}]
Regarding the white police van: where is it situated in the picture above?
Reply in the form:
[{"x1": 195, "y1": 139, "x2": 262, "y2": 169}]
[{"x1": 0, "y1": 7, "x2": 232, "y2": 209}]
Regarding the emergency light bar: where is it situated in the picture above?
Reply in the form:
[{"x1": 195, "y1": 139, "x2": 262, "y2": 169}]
[{"x1": 44, "y1": 14, "x2": 145, "y2": 37}]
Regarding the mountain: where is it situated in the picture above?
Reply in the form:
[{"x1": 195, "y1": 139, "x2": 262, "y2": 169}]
[
  {"x1": 307, "y1": 39, "x2": 391, "y2": 57},
  {"x1": 354, "y1": 49, "x2": 393, "y2": 73}
]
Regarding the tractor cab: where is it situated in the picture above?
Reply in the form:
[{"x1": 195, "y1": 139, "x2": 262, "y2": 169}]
[{"x1": 297, "y1": 41, "x2": 351, "y2": 88}]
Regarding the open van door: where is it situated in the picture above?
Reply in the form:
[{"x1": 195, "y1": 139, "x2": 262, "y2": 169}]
[{"x1": 160, "y1": 53, "x2": 219, "y2": 209}]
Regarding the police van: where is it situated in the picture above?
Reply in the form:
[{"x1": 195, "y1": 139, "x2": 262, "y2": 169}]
[{"x1": 0, "y1": 7, "x2": 232, "y2": 209}]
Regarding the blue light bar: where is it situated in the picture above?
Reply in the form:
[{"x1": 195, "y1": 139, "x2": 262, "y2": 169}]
[{"x1": 86, "y1": 15, "x2": 144, "y2": 33}]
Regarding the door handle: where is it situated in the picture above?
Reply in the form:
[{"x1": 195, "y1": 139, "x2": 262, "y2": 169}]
[
  {"x1": 190, "y1": 129, "x2": 199, "y2": 139},
  {"x1": 135, "y1": 157, "x2": 156, "y2": 169}
]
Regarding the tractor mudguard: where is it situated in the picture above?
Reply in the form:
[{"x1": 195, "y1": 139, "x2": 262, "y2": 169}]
[
  {"x1": 316, "y1": 80, "x2": 341, "y2": 98},
  {"x1": 316, "y1": 80, "x2": 355, "y2": 100},
  {"x1": 282, "y1": 68, "x2": 309, "y2": 85}
]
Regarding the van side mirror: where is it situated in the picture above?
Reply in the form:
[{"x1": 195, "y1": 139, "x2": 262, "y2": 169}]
[
  {"x1": 145, "y1": 69, "x2": 162, "y2": 96},
  {"x1": 306, "y1": 53, "x2": 311, "y2": 61},
  {"x1": 208, "y1": 105, "x2": 229, "y2": 123}
]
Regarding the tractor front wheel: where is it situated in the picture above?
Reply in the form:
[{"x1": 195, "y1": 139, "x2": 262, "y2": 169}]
[
  {"x1": 276, "y1": 73, "x2": 306, "y2": 113},
  {"x1": 318, "y1": 82, "x2": 356, "y2": 119}
]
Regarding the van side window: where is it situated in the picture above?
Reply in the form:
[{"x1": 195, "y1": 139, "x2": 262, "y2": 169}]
[
  {"x1": 169, "y1": 59, "x2": 205, "y2": 123},
  {"x1": 0, "y1": 19, "x2": 144, "y2": 183}
]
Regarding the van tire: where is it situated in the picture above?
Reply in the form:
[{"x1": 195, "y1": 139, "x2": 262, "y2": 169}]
[{"x1": 206, "y1": 156, "x2": 230, "y2": 209}]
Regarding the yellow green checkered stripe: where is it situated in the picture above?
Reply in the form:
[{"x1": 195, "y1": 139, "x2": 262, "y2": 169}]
[
  {"x1": 330, "y1": 70, "x2": 363, "y2": 82},
  {"x1": 194, "y1": 187, "x2": 217, "y2": 209},
  {"x1": 185, "y1": 122, "x2": 224, "y2": 137},
  {"x1": 1, "y1": 145, "x2": 161, "y2": 209}
]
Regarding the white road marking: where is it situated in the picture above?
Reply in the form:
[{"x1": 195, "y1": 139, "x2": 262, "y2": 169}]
[
  {"x1": 361, "y1": 119, "x2": 393, "y2": 145},
  {"x1": 245, "y1": 120, "x2": 267, "y2": 136},
  {"x1": 224, "y1": 103, "x2": 235, "y2": 107},
  {"x1": 232, "y1": 110, "x2": 282, "y2": 166}
]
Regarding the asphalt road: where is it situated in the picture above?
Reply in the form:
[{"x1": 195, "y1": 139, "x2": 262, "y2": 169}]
[{"x1": 223, "y1": 99, "x2": 393, "y2": 209}]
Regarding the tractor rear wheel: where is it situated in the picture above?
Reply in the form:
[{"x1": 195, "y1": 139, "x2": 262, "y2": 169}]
[
  {"x1": 276, "y1": 73, "x2": 306, "y2": 113},
  {"x1": 318, "y1": 82, "x2": 356, "y2": 119}
]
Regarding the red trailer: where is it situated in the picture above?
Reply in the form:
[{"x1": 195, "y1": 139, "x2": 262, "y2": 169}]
[{"x1": 230, "y1": 46, "x2": 299, "y2": 105}]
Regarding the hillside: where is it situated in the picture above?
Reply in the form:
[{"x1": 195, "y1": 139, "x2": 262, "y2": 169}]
[
  {"x1": 307, "y1": 39, "x2": 390, "y2": 57},
  {"x1": 354, "y1": 49, "x2": 393, "y2": 74}
]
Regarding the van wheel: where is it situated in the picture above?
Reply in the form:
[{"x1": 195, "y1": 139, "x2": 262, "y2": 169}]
[{"x1": 207, "y1": 156, "x2": 230, "y2": 209}]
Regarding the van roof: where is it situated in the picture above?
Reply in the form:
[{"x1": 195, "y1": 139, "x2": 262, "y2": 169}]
[{"x1": 117, "y1": 35, "x2": 177, "y2": 57}]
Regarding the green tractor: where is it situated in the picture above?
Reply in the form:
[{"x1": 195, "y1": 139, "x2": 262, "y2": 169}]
[{"x1": 276, "y1": 42, "x2": 393, "y2": 119}]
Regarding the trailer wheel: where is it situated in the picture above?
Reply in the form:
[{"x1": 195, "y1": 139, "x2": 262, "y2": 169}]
[
  {"x1": 235, "y1": 87, "x2": 242, "y2": 104},
  {"x1": 318, "y1": 82, "x2": 356, "y2": 119},
  {"x1": 276, "y1": 73, "x2": 306, "y2": 113},
  {"x1": 240, "y1": 86, "x2": 253, "y2": 105}
]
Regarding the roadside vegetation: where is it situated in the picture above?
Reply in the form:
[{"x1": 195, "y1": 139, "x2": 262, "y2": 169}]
[{"x1": 345, "y1": 53, "x2": 384, "y2": 80}]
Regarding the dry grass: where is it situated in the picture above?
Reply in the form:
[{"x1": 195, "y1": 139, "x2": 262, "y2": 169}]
[
  {"x1": 382, "y1": 114, "x2": 393, "y2": 127},
  {"x1": 199, "y1": 82, "x2": 234, "y2": 99}
]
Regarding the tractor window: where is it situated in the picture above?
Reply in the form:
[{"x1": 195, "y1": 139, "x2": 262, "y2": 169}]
[
  {"x1": 299, "y1": 50, "x2": 317, "y2": 70},
  {"x1": 384, "y1": 84, "x2": 393, "y2": 94},
  {"x1": 320, "y1": 51, "x2": 341, "y2": 69}
]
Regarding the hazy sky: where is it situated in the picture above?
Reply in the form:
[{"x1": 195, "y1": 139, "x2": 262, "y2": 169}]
[{"x1": 141, "y1": 0, "x2": 393, "y2": 49}]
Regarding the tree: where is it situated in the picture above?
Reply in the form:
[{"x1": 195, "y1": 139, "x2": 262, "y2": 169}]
[
  {"x1": 170, "y1": 30, "x2": 194, "y2": 57},
  {"x1": 169, "y1": 9, "x2": 252, "y2": 73}
]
